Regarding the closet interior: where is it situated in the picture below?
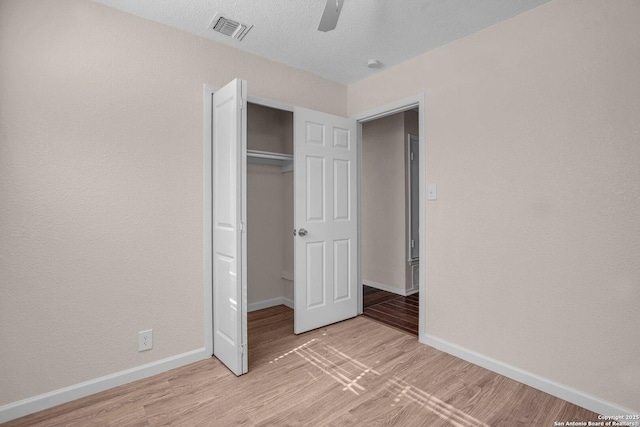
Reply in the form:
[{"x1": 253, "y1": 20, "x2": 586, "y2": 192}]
[{"x1": 246, "y1": 103, "x2": 294, "y2": 312}]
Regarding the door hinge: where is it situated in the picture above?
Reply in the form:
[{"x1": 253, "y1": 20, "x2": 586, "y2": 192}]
[
  {"x1": 410, "y1": 152, "x2": 414, "y2": 161},
  {"x1": 239, "y1": 97, "x2": 244, "y2": 109},
  {"x1": 239, "y1": 221, "x2": 245, "y2": 232},
  {"x1": 411, "y1": 239, "x2": 415, "y2": 248},
  {"x1": 238, "y1": 344, "x2": 246, "y2": 355}
]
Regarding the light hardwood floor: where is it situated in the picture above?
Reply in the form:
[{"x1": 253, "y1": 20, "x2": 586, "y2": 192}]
[{"x1": 4, "y1": 306, "x2": 598, "y2": 426}]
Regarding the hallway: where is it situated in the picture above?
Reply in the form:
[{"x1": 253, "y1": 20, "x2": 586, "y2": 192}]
[{"x1": 362, "y1": 285, "x2": 419, "y2": 335}]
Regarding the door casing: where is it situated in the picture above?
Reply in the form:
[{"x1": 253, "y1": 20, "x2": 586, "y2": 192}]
[{"x1": 352, "y1": 93, "x2": 426, "y2": 339}]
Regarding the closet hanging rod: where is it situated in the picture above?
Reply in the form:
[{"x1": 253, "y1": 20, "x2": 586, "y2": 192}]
[
  {"x1": 246, "y1": 149, "x2": 293, "y2": 161},
  {"x1": 246, "y1": 149, "x2": 293, "y2": 173}
]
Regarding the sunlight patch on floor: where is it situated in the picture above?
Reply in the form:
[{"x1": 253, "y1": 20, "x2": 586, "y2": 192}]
[
  {"x1": 388, "y1": 377, "x2": 490, "y2": 427},
  {"x1": 271, "y1": 340, "x2": 490, "y2": 426},
  {"x1": 271, "y1": 338, "x2": 381, "y2": 395}
]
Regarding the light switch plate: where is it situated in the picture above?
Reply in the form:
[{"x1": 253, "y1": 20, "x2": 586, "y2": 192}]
[{"x1": 428, "y1": 183, "x2": 437, "y2": 200}]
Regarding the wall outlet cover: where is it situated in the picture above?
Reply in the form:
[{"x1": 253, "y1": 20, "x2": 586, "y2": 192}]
[{"x1": 138, "y1": 329, "x2": 153, "y2": 352}]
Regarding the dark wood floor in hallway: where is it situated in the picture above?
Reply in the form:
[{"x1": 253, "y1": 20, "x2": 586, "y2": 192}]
[{"x1": 363, "y1": 285, "x2": 419, "y2": 335}]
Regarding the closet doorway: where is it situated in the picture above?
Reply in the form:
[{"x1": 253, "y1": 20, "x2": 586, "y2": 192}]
[
  {"x1": 246, "y1": 102, "x2": 295, "y2": 315},
  {"x1": 205, "y1": 79, "x2": 360, "y2": 376}
]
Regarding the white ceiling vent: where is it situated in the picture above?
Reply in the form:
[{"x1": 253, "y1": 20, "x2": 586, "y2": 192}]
[{"x1": 209, "y1": 13, "x2": 252, "y2": 41}]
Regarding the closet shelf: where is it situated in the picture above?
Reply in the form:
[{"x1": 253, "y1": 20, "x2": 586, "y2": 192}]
[{"x1": 247, "y1": 149, "x2": 293, "y2": 173}]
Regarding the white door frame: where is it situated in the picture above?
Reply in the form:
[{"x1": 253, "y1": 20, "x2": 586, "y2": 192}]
[
  {"x1": 204, "y1": 84, "x2": 215, "y2": 356},
  {"x1": 205, "y1": 85, "x2": 426, "y2": 349},
  {"x1": 352, "y1": 93, "x2": 426, "y2": 340}
]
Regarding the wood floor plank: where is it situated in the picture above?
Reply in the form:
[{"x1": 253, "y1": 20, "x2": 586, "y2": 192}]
[
  {"x1": 370, "y1": 301, "x2": 420, "y2": 322},
  {"x1": 384, "y1": 297, "x2": 420, "y2": 312},
  {"x1": 3, "y1": 306, "x2": 602, "y2": 427},
  {"x1": 364, "y1": 307, "x2": 418, "y2": 334},
  {"x1": 5, "y1": 378, "x2": 171, "y2": 427}
]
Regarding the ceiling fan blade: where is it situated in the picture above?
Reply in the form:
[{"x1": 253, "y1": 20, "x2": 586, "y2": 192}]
[{"x1": 318, "y1": 0, "x2": 344, "y2": 32}]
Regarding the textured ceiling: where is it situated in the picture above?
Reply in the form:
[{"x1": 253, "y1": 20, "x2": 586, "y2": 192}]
[{"x1": 92, "y1": 0, "x2": 552, "y2": 85}]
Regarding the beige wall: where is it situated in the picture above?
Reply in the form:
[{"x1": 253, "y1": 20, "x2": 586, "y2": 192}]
[
  {"x1": 361, "y1": 113, "x2": 406, "y2": 292},
  {"x1": 246, "y1": 163, "x2": 284, "y2": 304},
  {"x1": 350, "y1": 0, "x2": 640, "y2": 412},
  {"x1": 404, "y1": 110, "x2": 419, "y2": 139},
  {"x1": 0, "y1": 0, "x2": 345, "y2": 406},
  {"x1": 282, "y1": 173, "x2": 294, "y2": 301},
  {"x1": 247, "y1": 103, "x2": 293, "y2": 154}
]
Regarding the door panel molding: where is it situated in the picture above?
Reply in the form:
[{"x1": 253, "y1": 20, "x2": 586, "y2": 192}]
[{"x1": 211, "y1": 79, "x2": 248, "y2": 376}]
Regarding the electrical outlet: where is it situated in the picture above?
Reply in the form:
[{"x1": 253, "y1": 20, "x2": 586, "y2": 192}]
[{"x1": 138, "y1": 329, "x2": 153, "y2": 352}]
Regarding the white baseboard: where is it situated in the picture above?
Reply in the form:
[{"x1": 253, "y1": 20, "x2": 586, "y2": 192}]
[
  {"x1": 0, "y1": 348, "x2": 208, "y2": 424},
  {"x1": 248, "y1": 297, "x2": 294, "y2": 312},
  {"x1": 282, "y1": 297, "x2": 294, "y2": 309},
  {"x1": 420, "y1": 334, "x2": 636, "y2": 417},
  {"x1": 363, "y1": 279, "x2": 414, "y2": 296}
]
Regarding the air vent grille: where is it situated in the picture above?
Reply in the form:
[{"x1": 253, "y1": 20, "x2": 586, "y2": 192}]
[{"x1": 210, "y1": 13, "x2": 252, "y2": 41}]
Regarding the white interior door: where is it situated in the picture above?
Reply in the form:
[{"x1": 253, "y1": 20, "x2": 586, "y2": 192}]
[
  {"x1": 212, "y1": 78, "x2": 248, "y2": 375},
  {"x1": 294, "y1": 107, "x2": 358, "y2": 334}
]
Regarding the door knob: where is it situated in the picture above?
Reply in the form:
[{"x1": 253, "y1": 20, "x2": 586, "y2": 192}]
[{"x1": 298, "y1": 228, "x2": 308, "y2": 236}]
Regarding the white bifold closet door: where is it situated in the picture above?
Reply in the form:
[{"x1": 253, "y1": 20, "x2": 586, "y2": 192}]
[
  {"x1": 212, "y1": 78, "x2": 248, "y2": 376},
  {"x1": 212, "y1": 79, "x2": 359, "y2": 369},
  {"x1": 294, "y1": 107, "x2": 358, "y2": 334}
]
